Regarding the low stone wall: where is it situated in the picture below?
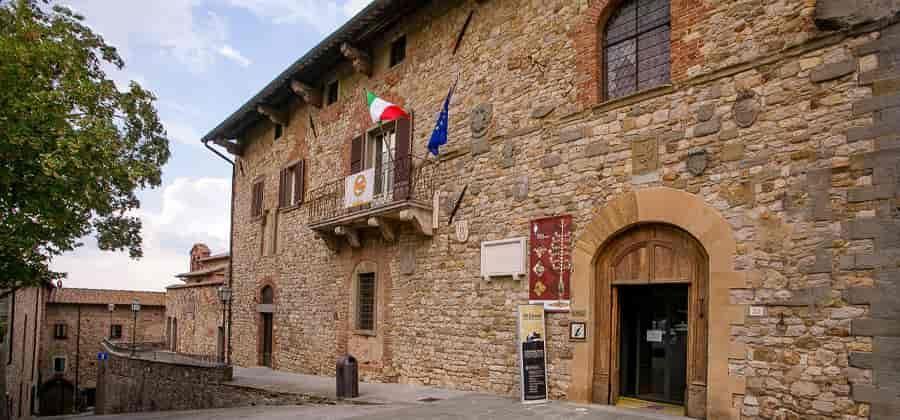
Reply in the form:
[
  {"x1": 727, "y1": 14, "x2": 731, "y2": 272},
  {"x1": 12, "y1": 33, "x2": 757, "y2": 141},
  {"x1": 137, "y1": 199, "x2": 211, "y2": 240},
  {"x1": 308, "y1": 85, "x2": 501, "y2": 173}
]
[{"x1": 95, "y1": 342, "x2": 326, "y2": 415}]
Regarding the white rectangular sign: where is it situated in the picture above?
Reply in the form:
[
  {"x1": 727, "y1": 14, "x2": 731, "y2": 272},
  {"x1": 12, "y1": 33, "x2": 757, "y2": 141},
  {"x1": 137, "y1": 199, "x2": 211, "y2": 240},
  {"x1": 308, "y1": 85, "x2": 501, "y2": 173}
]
[
  {"x1": 344, "y1": 168, "x2": 375, "y2": 208},
  {"x1": 646, "y1": 330, "x2": 663, "y2": 343}
]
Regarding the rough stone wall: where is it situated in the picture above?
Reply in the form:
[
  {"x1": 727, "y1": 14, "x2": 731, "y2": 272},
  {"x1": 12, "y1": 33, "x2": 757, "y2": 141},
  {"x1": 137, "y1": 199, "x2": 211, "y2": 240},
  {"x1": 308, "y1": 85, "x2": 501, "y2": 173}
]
[
  {"x1": 166, "y1": 283, "x2": 225, "y2": 357},
  {"x1": 40, "y1": 303, "x2": 166, "y2": 391},
  {"x1": 841, "y1": 21, "x2": 900, "y2": 420},
  {"x1": 225, "y1": 0, "x2": 898, "y2": 418},
  {"x1": 5, "y1": 287, "x2": 47, "y2": 419},
  {"x1": 94, "y1": 348, "x2": 235, "y2": 415}
]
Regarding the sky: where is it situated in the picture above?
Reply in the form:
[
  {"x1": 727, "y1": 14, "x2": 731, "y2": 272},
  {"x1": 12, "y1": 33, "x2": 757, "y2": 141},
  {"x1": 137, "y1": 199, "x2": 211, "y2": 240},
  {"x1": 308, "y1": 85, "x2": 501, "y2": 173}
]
[{"x1": 49, "y1": 0, "x2": 372, "y2": 292}]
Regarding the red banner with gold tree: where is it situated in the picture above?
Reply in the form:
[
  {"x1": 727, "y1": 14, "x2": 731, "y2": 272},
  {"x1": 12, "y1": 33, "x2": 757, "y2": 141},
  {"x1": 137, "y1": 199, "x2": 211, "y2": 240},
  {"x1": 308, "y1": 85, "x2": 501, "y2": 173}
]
[{"x1": 529, "y1": 215, "x2": 572, "y2": 312}]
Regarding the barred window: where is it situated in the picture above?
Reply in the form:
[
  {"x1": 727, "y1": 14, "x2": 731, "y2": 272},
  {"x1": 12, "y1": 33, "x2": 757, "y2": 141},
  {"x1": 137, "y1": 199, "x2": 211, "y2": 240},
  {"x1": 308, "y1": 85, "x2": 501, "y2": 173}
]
[
  {"x1": 604, "y1": 0, "x2": 670, "y2": 100},
  {"x1": 356, "y1": 273, "x2": 376, "y2": 332}
]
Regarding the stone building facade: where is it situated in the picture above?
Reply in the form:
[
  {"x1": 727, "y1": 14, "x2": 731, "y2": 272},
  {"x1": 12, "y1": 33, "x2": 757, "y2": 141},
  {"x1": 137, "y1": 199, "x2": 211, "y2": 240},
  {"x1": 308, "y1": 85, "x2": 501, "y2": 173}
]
[
  {"x1": 202, "y1": 1, "x2": 900, "y2": 418},
  {"x1": 38, "y1": 288, "x2": 165, "y2": 415},
  {"x1": 165, "y1": 244, "x2": 230, "y2": 358},
  {"x1": 3, "y1": 286, "x2": 50, "y2": 419}
]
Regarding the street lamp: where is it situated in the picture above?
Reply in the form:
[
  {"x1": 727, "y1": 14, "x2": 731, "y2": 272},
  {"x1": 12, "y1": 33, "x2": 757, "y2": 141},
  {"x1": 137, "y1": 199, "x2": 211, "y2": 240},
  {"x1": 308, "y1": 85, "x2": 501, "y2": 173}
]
[
  {"x1": 217, "y1": 286, "x2": 233, "y2": 363},
  {"x1": 130, "y1": 299, "x2": 141, "y2": 355},
  {"x1": 107, "y1": 304, "x2": 115, "y2": 340}
]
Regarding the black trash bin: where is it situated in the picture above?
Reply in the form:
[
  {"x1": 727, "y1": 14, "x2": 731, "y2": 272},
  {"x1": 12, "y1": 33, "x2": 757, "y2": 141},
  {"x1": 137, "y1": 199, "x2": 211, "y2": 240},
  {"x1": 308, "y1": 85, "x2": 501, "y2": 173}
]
[{"x1": 336, "y1": 354, "x2": 359, "y2": 399}]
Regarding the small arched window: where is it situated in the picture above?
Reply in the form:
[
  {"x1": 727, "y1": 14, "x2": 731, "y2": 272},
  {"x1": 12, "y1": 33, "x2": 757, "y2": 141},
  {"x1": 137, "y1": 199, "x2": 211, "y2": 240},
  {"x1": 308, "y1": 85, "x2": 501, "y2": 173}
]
[
  {"x1": 604, "y1": 0, "x2": 670, "y2": 100},
  {"x1": 261, "y1": 286, "x2": 274, "y2": 304}
]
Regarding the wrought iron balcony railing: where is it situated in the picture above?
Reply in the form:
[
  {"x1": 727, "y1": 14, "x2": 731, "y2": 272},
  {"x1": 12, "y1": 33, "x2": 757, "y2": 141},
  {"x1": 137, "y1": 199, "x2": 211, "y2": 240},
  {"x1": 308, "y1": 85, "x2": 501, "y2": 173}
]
[{"x1": 306, "y1": 155, "x2": 437, "y2": 227}]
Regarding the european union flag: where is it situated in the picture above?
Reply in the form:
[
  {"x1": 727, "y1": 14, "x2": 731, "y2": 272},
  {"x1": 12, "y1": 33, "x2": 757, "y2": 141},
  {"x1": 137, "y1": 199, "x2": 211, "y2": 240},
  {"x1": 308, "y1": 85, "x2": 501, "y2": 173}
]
[{"x1": 428, "y1": 78, "x2": 458, "y2": 156}]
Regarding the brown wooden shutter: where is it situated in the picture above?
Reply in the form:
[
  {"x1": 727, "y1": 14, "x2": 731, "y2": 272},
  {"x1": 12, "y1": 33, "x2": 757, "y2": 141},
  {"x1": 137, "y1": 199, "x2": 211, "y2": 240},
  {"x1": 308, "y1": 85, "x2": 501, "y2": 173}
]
[
  {"x1": 350, "y1": 136, "x2": 363, "y2": 174},
  {"x1": 393, "y1": 118, "x2": 412, "y2": 199},
  {"x1": 251, "y1": 180, "x2": 264, "y2": 218},
  {"x1": 278, "y1": 169, "x2": 286, "y2": 208},
  {"x1": 294, "y1": 161, "x2": 305, "y2": 205}
]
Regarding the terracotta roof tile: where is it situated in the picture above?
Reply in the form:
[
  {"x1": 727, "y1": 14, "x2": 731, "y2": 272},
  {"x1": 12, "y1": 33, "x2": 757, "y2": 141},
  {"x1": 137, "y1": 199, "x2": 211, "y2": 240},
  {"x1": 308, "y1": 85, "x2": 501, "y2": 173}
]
[{"x1": 48, "y1": 288, "x2": 165, "y2": 306}]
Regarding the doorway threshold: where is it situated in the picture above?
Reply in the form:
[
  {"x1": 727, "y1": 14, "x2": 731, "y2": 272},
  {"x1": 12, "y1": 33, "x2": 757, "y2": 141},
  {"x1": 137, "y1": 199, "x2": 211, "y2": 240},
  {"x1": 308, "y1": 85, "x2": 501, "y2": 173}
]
[{"x1": 616, "y1": 397, "x2": 685, "y2": 417}]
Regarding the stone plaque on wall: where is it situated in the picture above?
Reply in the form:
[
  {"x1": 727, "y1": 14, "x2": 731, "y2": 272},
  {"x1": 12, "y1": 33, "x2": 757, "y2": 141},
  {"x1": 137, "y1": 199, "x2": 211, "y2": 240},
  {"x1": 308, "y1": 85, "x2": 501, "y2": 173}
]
[
  {"x1": 631, "y1": 137, "x2": 659, "y2": 175},
  {"x1": 470, "y1": 103, "x2": 493, "y2": 139}
]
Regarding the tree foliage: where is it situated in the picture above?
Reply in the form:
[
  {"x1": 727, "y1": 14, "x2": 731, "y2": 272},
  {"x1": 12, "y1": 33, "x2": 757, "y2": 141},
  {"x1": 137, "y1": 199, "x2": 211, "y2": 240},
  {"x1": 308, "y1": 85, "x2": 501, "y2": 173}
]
[{"x1": 0, "y1": 0, "x2": 170, "y2": 290}]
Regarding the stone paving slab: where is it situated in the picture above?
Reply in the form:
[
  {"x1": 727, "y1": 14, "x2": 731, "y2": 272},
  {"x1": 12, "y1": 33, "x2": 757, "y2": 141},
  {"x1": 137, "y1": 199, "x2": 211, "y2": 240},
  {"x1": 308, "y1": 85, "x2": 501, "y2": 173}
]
[
  {"x1": 49, "y1": 395, "x2": 692, "y2": 420},
  {"x1": 229, "y1": 366, "x2": 473, "y2": 404}
]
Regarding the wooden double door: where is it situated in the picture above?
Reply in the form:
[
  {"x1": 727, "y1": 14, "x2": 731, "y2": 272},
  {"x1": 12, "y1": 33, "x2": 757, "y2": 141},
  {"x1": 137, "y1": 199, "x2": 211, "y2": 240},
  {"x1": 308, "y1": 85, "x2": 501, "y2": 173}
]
[{"x1": 593, "y1": 224, "x2": 708, "y2": 418}]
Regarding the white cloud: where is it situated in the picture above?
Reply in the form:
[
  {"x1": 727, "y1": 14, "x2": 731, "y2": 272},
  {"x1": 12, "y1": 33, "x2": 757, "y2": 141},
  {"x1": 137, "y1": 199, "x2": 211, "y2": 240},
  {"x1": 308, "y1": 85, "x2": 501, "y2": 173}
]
[
  {"x1": 227, "y1": 0, "x2": 373, "y2": 33},
  {"x1": 164, "y1": 119, "x2": 204, "y2": 145},
  {"x1": 51, "y1": 177, "x2": 231, "y2": 291},
  {"x1": 218, "y1": 44, "x2": 252, "y2": 67},
  {"x1": 66, "y1": 0, "x2": 247, "y2": 73}
]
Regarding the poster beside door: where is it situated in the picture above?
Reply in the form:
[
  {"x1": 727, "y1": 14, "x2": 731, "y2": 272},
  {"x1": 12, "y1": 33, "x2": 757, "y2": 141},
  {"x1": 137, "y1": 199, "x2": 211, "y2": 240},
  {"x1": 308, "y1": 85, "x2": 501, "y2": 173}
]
[{"x1": 517, "y1": 304, "x2": 548, "y2": 403}]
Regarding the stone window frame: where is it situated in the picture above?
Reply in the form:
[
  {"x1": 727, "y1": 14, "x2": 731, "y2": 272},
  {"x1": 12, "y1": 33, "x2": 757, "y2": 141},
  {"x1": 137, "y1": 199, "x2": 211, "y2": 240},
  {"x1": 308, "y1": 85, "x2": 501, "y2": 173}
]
[
  {"x1": 52, "y1": 355, "x2": 66, "y2": 374},
  {"x1": 351, "y1": 261, "x2": 378, "y2": 336}
]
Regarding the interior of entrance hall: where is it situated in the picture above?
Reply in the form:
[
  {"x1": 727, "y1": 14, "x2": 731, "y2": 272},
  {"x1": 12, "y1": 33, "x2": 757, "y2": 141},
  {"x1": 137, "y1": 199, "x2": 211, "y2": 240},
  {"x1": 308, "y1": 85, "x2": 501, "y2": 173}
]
[{"x1": 618, "y1": 285, "x2": 688, "y2": 407}]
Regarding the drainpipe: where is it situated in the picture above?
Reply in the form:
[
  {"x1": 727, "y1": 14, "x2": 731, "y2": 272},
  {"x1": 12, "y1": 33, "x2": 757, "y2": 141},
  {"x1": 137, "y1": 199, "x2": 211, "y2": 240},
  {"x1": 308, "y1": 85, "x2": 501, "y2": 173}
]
[{"x1": 203, "y1": 140, "x2": 235, "y2": 365}]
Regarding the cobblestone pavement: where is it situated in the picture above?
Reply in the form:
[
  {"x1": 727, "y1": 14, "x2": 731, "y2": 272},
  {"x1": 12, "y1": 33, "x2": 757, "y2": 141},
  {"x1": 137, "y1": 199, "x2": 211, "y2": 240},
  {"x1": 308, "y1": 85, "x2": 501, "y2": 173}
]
[{"x1": 53, "y1": 395, "x2": 690, "y2": 420}]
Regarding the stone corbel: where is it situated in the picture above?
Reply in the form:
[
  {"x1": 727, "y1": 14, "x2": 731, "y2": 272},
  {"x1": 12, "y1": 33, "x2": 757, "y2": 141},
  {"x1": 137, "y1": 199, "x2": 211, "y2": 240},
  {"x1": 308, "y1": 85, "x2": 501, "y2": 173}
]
[
  {"x1": 340, "y1": 43, "x2": 372, "y2": 77},
  {"x1": 290, "y1": 80, "x2": 323, "y2": 108},
  {"x1": 256, "y1": 104, "x2": 288, "y2": 126},
  {"x1": 334, "y1": 226, "x2": 361, "y2": 248},
  {"x1": 315, "y1": 232, "x2": 340, "y2": 252},
  {"x1": 368, "y1": 217, "x2": 395, "y2": 242},
  {"x1": 399, "y1": 208, "x2": 433, "y2": 237}
]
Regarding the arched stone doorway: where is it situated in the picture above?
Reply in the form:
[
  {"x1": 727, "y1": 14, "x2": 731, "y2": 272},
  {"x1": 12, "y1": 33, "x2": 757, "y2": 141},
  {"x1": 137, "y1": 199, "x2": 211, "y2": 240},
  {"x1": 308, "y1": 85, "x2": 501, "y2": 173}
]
[
  {"x1": 594, "y1": 223, "x2": 708, "y2": 416},
  {"x1": 568, "y1": 187, "x2": 749, "y2": 420},
  {"x1": 40, "y1": 378, "x2": 74, "y2": 416},
  {"x1": 258, "y1": 285, "x2": 275, "y2": 367}
]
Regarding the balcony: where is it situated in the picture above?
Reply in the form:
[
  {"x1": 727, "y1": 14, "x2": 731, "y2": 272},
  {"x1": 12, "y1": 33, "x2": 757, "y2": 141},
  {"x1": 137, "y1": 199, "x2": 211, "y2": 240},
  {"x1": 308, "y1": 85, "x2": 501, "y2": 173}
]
[{"x1": 306, "y1": 155, "x2": 437, "y2": 249}]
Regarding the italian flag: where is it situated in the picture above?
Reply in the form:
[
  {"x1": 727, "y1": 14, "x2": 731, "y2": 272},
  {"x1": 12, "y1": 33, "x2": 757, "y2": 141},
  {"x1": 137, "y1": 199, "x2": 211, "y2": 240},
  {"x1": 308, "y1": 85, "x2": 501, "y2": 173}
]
[{"x1": 366, "y1": 90, "x2": 409, "y2": 123}]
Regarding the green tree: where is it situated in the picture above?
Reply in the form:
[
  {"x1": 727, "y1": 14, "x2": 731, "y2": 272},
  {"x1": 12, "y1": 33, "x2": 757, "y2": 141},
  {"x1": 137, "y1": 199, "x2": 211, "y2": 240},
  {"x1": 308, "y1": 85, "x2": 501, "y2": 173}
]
[{"x1": 0, "y1": 0, "x2": 171, "y2": 291}]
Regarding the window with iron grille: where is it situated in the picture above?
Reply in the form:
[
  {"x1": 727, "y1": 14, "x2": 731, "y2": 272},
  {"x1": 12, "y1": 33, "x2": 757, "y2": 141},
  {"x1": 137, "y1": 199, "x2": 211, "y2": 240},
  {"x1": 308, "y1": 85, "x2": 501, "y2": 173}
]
[
  {"x1": 390, "y1": 35, "x2": 406, "y2": 67},
  {"x1": 110, "y1": 324, "x2": 122, "y2": 339},
  {"x1": 604, "y1": 0, "x2": 670, "y2": 100},
  {"x1": 53, "y1": 357, "x2": 66, "y2": 373},
  {"x1": 53, "y1": 323, "x2": 67, "y2": 339},
  {"x1": 356, "y1": 273, "x2": 376, "y2": 332},
  {"x1": 326, "y1": 80, "x2": 339, "y2": 105},
  {"x1": 251, "y1": 180, "x2": 264, "y2": 218},
  {"x1": 278, "y1": 161, "x2": 305, "y2": 208}
]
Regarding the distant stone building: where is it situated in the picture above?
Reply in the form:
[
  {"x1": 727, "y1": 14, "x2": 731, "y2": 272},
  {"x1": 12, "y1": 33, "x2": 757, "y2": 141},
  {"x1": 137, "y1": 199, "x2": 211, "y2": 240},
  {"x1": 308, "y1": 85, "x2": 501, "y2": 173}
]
[
  {"x1": 38, "y1": 288, "x2": 165, "y2": 415},
  {"x1": 165, "y1": 244, "x2": 230, "y2": 359},
  {"x1": 202, "y1": 0, "x2": 900, "y2": 418},
  {"x1": 3, "y1": 285, "x2": 51, "y2": 420}
]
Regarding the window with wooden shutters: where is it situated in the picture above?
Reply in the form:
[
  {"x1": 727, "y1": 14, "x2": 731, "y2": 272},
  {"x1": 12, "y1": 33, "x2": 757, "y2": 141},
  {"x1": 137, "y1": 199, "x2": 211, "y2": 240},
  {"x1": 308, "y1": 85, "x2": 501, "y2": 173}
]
[
  {"x1": 54, "y1": 323, "x2": 67, "y2": 339},
  {"x1": 356, "y1": 272, "x2": 376, "y2": 332},
  {"x1": 279, "y1": 161, "x2": 305, "y2": 208},
  {"x1": 350, "y1": 136, "x2": 363, "y2": 174},
  {"x1": 604, "y1": 0, "x2": 670, "y2": 100},
  {"x1": 251, "y1": 180, "x2": 264, "y2": 218}
]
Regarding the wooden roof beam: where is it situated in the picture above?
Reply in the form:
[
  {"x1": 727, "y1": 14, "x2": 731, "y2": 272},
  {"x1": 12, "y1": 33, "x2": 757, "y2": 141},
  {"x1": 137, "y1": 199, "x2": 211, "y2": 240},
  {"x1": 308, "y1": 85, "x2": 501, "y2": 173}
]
[
  {"x1": 340, "y1": 42, "x2": 372, "y2": 77},
  {"x1": 256, "y1": 104, "x2": 288, "y2": 126},
  {"x1": 290, "y1": 80, "x2": 323, "y2": 108}
]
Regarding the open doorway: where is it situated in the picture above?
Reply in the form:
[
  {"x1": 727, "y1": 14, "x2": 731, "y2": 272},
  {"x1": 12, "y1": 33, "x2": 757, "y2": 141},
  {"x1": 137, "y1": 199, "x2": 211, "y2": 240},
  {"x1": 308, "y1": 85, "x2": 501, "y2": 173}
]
[{"x1": 618, "y1": 285, "x2": 688, "y2": 406}]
